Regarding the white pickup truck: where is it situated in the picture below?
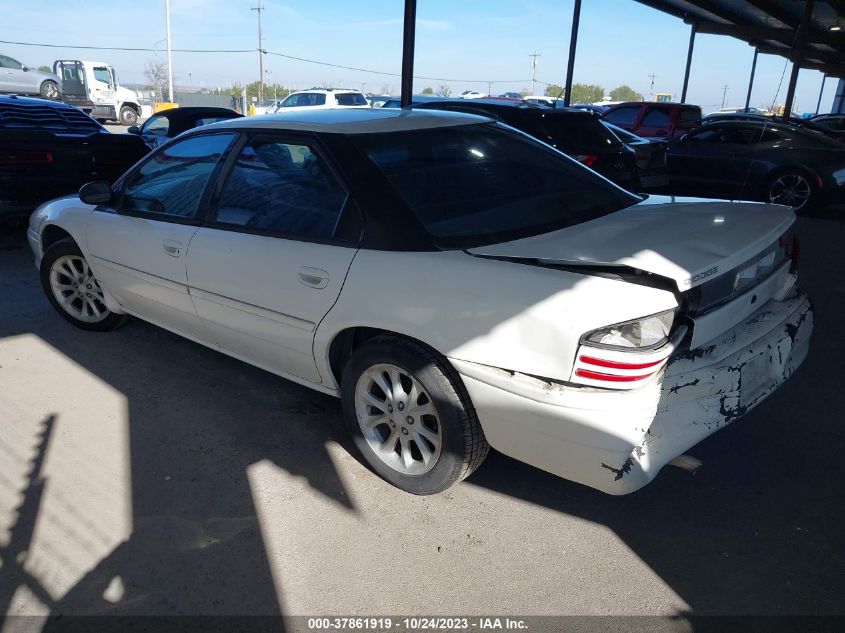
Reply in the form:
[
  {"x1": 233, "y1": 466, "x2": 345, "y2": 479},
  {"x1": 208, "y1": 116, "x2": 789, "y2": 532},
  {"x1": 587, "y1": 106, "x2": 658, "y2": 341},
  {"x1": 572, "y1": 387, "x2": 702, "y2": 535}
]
[{"x1": 53, "y1": 60, "x2": 142, "y2": 126}]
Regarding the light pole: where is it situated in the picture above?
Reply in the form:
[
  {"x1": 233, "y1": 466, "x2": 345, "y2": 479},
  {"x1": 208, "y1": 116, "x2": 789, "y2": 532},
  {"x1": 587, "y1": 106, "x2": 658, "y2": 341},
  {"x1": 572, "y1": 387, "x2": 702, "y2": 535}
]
[
  {"x1": 165, "y1": 0, "x2": 174, "y2": 102},
  {"x1": 252, "y1": 1, "x2": 265, "y2": 102}
]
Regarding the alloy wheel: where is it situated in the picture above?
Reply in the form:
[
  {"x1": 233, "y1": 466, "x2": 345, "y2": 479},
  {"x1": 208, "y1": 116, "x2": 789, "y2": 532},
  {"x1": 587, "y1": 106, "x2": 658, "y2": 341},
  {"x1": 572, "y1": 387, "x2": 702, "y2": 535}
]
[
  {"x1": 43, "y1": 82, "x2": 59, "y2": 99},
  {"x1": 769, "y1": 174, "x2": 812, "y2": 210},
  {"x1": 354, "y1": 363, "x2": 442, "y2": 476},
  {"x1": 49, "y1": 255, "x2": 110, "y2": 323}
]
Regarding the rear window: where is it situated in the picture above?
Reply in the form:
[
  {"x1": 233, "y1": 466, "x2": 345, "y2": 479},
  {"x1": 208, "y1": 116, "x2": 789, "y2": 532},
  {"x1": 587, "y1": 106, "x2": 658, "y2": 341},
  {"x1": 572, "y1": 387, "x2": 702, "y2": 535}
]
[
  {"x1": 541, "y1": 113, "x2": 621, "y2": 147},
  {"x1": 641, "y1": 108, "x2": 670, "y2": 127},
  {"x1": 353, "y1": 123, "x2": 639, "y2": 248},
  {"x1": 0, "y1": 100, "x2": 103, "y2": 134},
  {"x1": 335, "y1": 93, "x2": 368, "y2": 106}
]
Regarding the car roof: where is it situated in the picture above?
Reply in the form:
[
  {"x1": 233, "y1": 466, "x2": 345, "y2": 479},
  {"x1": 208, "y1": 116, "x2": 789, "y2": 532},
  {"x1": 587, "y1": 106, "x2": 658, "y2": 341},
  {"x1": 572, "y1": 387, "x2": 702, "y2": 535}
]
[{"x1": 208, "y1": 107, "x2": 492, "y2": 134}]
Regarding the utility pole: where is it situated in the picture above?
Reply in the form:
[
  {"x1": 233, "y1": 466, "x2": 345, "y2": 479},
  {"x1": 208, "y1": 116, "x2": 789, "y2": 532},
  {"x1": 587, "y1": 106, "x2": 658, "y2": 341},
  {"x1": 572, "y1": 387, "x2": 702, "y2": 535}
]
[
  {"x1": 648, "y1": 73, "x2": 658, "y2": 101},
  {"x1": 165, "y1": 0, "x2": 174, "y2": 102},
  {"x1": 529, "y1": 52, "x2": 540, "y2": 95},
  {"x1": 721, "y1": 84, "x2": 729, "y2": 109},
  {"x1": 251, "y1": 0, "x2": 265, "y2": 102},
  {"x1": 487, "y1": 81, "x2": 492, "y2": 96}
]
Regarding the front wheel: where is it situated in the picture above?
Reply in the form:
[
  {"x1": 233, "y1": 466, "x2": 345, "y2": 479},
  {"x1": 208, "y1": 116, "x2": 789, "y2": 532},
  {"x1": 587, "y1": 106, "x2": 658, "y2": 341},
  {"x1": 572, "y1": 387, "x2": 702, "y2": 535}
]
[
  {"x1": 40, "y1": 238, "x2": 125, "y2": 331},
  {"x1": 767, "y1": 171, "x2": 818, "y2": 213},
  {"x1": 341, "y1": 336, "x2": 489, "y2": 495},
  {"x1": 119, "y1": 105, "x2": 138, "y2": 126},
  {"x1": 40, "y1": 80, "x2": 60, "y2": 100}
]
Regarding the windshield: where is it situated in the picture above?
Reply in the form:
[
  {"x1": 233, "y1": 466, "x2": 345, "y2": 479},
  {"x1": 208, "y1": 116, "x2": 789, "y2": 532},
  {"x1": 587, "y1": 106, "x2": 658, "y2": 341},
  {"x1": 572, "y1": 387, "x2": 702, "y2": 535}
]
[
  {"x1": 354, "y1": 123, "x2": 639, "y2": 248},
  {"x1": 92, "y1": 67, "x2": 113, "y2": 85}
]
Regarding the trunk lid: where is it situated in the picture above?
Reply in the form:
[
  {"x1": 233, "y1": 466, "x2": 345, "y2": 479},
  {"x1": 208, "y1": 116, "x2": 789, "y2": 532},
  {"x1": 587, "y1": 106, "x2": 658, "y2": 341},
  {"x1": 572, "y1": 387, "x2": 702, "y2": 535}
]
[{"x1": 467, "y1": 196, "x2": 794, "y2": 291}]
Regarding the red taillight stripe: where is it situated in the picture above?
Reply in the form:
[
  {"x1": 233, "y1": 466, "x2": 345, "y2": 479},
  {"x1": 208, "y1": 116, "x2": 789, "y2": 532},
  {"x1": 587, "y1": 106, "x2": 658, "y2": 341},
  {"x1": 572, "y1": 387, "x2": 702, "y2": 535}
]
[
  {"x1": 575, "y1": 369, "x2": 656, "y2": 382},
  {"x1": 579, "y1": 355, "x2": 667, "y2": 370},
  {"x1": 0, "y1": 151, "x2": 53, "y2": 165}
]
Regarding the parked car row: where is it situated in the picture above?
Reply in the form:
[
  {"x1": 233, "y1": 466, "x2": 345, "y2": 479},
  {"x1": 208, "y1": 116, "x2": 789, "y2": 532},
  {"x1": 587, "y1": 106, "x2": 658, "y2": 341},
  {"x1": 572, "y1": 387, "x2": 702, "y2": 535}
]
[{"x1": 26, "y1": 107, "x2": 813, "y2": 496}]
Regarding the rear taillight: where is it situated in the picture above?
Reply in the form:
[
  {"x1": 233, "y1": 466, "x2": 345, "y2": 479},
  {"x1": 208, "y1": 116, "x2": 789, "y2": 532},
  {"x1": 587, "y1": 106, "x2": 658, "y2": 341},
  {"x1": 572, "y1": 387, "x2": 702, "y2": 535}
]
[
  {"x1": 573, "y1": 154, "x2": 598, "y2": 167},
  {"x1": 0, "y1": 151, "x2": 53, "y2": 166}
]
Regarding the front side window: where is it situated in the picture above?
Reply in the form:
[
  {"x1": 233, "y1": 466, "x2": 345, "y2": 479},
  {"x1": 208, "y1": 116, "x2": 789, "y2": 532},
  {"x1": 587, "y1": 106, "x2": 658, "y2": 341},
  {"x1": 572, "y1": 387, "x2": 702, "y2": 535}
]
[
  {"x1": 213, "y1": 138, "x2": 348, "y2": 240},
  {"x1": 354, "y1": 123, "x2": 639, "y2": 248},
  {"x1": 142, "y1": 115, "x2": 170, "y2": 136},
  {"x1": 120, "y1": 134, "x2": 234, "y2": 219},
  {"x1": 92, "y1": 67, "x2": 112, "y2": 85},
  {"x1": 603, "y1": 106, "x2": 640, "y2": 126}
]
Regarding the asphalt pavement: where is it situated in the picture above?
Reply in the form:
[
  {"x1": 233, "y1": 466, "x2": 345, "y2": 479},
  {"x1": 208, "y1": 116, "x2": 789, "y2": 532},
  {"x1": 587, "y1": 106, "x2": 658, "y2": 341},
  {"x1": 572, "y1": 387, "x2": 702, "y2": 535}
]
[{"x1": 0, "y1": 213, "x2": 843, "y2": 621}]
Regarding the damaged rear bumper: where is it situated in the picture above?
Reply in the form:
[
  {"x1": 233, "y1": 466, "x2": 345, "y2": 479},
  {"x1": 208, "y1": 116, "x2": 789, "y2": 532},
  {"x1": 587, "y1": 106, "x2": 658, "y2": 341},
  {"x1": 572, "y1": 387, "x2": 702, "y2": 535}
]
[{"x1": 452, "y1": 290, "x2": 813, "y2": 495}]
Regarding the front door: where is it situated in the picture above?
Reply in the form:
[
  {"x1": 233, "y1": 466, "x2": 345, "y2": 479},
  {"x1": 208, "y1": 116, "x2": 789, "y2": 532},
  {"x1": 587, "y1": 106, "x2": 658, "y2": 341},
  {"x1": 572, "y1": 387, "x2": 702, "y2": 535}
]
[
  {"x1": 186, "y1": 134, "x2": 361, "y2": 384},
  {"x1": 85, "y1": 133, "x2": 236, "y2": 335}
]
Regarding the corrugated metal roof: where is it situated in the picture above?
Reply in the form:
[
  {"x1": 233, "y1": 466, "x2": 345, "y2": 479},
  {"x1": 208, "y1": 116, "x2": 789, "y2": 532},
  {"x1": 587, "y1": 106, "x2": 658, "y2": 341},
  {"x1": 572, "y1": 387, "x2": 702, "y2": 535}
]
[{"x1": 636, "y1": 0, "x2": 845, "y2": 77}]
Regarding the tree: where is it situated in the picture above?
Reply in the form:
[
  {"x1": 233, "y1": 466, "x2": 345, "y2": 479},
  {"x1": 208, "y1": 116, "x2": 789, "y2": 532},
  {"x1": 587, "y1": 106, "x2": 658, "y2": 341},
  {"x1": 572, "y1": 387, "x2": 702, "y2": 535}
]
[
  {"x1": 38, "y1": 65, "x2": 52, "y2": 73},
  {"x1": 570, "y1": 83, "x2": 604, "y2": 104},
  {"x1": 544, "y1": 84, "x2": 565, "y2": 98},
  {"x1": 435, "y1": 85, "x2": 451, "y2": 97},
  {"x1": 520, "y1": 88, "x2": 530, "y2": 97},
  {"x1": 421, "y1": 87, "x2": 434, "y2": 95},
  {"x1": 144, "y1": 59, "x2": 169, "y2": 101},
  {"x1": 609, "y1": 85, "x2": 644, "y2": 102}
]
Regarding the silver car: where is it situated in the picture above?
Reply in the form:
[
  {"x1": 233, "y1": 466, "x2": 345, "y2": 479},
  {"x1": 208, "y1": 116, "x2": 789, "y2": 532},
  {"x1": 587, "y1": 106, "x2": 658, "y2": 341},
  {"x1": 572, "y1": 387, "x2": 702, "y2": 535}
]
[{"x1": 0, "y1": 54, "x2": 61, "y2": 99}]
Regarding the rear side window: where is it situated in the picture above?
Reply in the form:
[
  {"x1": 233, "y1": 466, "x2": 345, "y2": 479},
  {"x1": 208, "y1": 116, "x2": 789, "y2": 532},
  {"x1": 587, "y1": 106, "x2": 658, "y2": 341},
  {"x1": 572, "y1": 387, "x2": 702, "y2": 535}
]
[
  {"x1": 603, "y1": 106, "x2": 640, "y2": 126},
  {"x1": 143, "y1": 115, "x2": 169, "y2": 136},
  {"x1": 641, "y1": 108, "x2": 670, "y2": 127},
  {"x1": 679, "y1": 108, "x2": 702, "y2": 125},
  {"x1": 120, "y1": 134, "x2": 234, "y2": 219},
  {"x1": 213, "y1": 139, "x2": 348, "y2": 240},
  {"x1": 335, "y1": 93, "x2": 368, "y2": 106}
]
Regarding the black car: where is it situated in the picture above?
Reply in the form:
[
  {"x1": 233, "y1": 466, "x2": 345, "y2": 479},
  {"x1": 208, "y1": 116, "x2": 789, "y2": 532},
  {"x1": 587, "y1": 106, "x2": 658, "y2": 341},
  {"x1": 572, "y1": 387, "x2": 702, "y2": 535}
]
[
  {"x1": 703, "y1": 111, "x2": 845, "y2": 142},
  {"x1": 129, "y1": 106, "x2": 241, "y2": 149},
  {"x1": 603, "y1": 121, "x2": 668, "y2": 190},
  {"x1": 0, "y1": 94, "x2": 148, "y2": 222},
  {"x1": 809, "y1": 113, "x2": 845, "y2": 136},
  {"x1": 416, "y1": 99, "x2": 639, "y2": 190},
  {"x1": 667, "y1": 119, "x2": 845, "y2": 212}
]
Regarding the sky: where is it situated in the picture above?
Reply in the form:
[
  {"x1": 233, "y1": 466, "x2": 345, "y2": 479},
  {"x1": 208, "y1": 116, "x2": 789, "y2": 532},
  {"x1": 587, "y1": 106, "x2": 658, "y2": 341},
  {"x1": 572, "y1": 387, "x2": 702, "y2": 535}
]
[{"x1": 1, "y1": 0, "x2": 837, "y2": 113}]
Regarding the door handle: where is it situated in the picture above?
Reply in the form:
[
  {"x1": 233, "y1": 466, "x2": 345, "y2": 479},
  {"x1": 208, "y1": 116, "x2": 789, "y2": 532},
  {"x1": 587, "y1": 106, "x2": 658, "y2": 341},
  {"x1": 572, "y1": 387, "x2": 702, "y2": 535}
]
[
  {"x1": 162, "y1": 239, "x2": 183, "y2": 257},
  {"x1": 297, "y1": 267, "x2": 329, "y2": 289}
]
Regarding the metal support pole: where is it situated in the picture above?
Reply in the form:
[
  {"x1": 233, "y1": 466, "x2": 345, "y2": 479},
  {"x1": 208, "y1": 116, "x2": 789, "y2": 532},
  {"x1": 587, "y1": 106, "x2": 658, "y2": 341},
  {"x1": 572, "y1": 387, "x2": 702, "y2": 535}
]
[
  {"x1": 165, "y1": 0, "x2": 174, "y2": 102},
  {"x1": 252, "y1": 1, "x2": 265, "y2": 103},
  {"x1": 400, "y1": 0, "x2": 417, "y2": 108},
  {"x1": 680, "y1": 22, "x2": 697, "y2": 104},
  {"x1": 744, "y1": 47, "x2": 759, "y2": 112},
  {"x1": 562, "y1": 0, "x2": 582, "y2": 107},
  {"x1": 783, "y1": 0, "x2": 816, "y2": 120},
  {"x1": 816, "y1": 74, "x2": 827, "y2": 114}
]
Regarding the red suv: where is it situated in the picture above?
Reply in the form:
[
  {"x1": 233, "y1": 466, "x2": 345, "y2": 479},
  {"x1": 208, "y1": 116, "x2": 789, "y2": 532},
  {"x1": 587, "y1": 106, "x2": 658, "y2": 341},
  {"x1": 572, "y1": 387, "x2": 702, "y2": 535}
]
[{"x1": 601, "y1": 102, "x2": 702, "y2": 140}]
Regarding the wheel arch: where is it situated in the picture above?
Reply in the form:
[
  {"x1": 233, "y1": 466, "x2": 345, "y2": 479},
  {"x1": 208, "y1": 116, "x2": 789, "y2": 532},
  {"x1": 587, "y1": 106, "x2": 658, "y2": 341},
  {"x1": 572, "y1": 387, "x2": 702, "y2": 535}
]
[
  {"x1": 41, "y1": 224, "x2": 75, "y2": 252},
  {"x1": 325, "y1": 326, "x2": 447, "y2": 391}
]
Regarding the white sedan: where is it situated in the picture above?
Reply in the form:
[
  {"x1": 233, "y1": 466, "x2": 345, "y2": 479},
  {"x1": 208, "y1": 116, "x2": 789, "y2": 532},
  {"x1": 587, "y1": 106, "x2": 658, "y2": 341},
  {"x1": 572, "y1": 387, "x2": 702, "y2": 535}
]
[{"x1": 27, "y1": 108, "x2": 812, "y2": 495}]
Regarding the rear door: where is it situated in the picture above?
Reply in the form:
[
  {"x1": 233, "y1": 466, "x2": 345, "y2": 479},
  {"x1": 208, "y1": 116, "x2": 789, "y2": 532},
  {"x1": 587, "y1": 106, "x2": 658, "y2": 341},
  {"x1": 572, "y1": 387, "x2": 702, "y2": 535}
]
[
  {"x1": 186, "y1": 133, "x2": 361, "y2": 384},
  {"x1": 85, "y1": 132, "x2": 236, "y2": 335}
]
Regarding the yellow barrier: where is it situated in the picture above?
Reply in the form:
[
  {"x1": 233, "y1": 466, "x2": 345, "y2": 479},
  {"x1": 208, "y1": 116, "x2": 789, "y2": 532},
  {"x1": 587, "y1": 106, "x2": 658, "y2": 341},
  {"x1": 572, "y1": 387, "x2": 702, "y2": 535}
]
[{"x1": 153, "y1": 102, "x2": 179, "y2": 113}]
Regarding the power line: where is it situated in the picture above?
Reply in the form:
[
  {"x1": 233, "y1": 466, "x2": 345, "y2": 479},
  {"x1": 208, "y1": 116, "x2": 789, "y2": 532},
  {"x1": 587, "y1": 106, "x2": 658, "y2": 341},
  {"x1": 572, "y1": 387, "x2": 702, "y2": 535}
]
[{"x1": 0, "y1": 38, "x2": 530, "y2": 84}]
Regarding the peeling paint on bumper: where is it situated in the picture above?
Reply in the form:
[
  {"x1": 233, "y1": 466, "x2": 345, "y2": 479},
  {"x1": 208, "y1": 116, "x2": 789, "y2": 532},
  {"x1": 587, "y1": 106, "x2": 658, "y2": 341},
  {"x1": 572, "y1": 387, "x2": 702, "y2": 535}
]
[{"x1": 453, "y1": 290, "x2": 813, "y2": 495}]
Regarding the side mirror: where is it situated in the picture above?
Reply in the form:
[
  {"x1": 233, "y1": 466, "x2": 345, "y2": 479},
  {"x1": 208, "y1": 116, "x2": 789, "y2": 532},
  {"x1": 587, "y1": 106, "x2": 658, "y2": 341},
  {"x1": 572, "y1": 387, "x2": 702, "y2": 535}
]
[
  {"x1": 22, "y1": 66, "x2": 30, "y2": 72},
  {"x1": 127, "y1": 126, "x2": 140, "y2": 135},
  {"x1": 678, "y1": 133, "x2": 689, "y2": 143},
  {"x1": 79, "y1": 181, "x2": 113, "y2": 206}
]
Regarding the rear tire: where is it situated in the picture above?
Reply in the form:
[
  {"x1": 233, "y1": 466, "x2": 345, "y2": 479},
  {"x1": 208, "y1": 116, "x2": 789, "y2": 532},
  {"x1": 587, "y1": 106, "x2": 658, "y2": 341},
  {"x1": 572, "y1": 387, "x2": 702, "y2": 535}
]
[
  {"x1": 40, "y1": 80, "x2": 59, "y2": 100},
  {"x1": 40, "y1": 238, "x2": 125, "y2": 332},
  {"x1": 119, "y1": 105, "x2": 138, "y2": 126},
  {"x1": 341, "y1": 336, "x2": 489, "y2": 495},
  {"x1": 766, "y1": 170, "x2": 818, "y2": 214}
]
